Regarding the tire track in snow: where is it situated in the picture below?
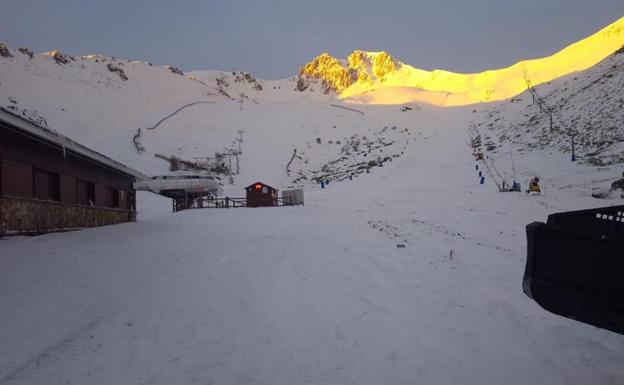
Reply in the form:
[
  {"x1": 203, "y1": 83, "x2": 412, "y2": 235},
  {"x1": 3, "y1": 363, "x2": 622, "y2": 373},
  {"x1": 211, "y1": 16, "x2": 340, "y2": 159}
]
[
  {"x1": 145, "y1": 101, "x2": 216, "y2": 131},
  {"x1": 0, "y1": 317, "x2": 104, "y2": 384},
  {"x1": 329, "y1": 104, "x2": 365, "y2": 115}
]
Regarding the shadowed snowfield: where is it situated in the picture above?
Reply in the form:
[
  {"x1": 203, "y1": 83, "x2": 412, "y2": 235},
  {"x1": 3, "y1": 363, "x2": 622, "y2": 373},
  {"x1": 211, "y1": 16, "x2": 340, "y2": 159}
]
[
  {"x1": 2, "y1": 43, "x2": 624, "y2": 384},
  {"x1": 2, "y1": 107, "x2": 623, "y2": 385}
]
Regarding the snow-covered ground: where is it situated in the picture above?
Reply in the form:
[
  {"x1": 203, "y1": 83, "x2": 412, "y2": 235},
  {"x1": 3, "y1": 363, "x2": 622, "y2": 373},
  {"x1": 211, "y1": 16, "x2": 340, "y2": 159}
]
[
  {"x1": 2, "y1": 105, "x2": 624, "y2": 384},
  {"x1": 1, "y1": 45, "x2": 624, "y2": 384}
]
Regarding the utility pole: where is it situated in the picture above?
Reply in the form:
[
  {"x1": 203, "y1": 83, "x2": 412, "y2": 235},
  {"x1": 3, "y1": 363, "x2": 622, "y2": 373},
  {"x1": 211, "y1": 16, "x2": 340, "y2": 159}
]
[{"x1": 568, "y1": 130, "x2": 578, "y2": 161}]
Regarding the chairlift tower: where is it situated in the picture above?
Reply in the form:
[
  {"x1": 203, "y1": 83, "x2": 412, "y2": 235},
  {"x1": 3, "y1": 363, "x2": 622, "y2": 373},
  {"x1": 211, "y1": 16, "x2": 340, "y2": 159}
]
[{"x1": 237, "y1": 130, "x2": 244, "y2": 154}]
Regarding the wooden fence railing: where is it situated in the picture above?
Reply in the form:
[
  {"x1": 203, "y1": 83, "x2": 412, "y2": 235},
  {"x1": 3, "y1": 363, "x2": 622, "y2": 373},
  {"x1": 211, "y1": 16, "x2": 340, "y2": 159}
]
[{"x1": 173, "y1": 196, "x2": 300, "y2": 212}]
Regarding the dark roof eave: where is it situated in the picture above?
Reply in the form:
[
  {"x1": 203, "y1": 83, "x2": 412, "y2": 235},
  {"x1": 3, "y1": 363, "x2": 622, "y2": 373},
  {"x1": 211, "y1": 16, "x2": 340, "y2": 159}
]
[
  {"x1": 245, "y1": 181, "x2": 278, "y2": 190},
  {"x1": 0, "y1": 107, "x2": 148, "y2": 180}
]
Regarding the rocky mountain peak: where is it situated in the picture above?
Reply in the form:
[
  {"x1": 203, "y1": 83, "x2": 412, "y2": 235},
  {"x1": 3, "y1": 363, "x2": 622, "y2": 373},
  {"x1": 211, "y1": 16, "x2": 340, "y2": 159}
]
[{"x1": 298, "y1": 50, "x2": 400, "y2": 94}]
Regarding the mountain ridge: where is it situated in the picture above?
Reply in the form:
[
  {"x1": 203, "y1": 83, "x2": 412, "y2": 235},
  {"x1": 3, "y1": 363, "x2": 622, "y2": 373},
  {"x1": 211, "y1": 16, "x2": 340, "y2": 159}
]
[
  {"x1": 1, "y1": 20, "x2": 623, "y2": 180},
  {"x1": 299, "y1": 16, "x2": 624, "y2": 106}
]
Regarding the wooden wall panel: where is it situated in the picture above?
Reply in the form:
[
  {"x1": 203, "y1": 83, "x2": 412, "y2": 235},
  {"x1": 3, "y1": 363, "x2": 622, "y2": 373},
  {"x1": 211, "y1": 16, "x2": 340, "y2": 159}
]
[
  {"x1": 1, "y1": 158, "x2": 33, "y2": 197},
  {"x1": 60, "y1": 175, "x2": 76, "y2": 204},
  {"x1": 95, "y1": 184, "x2": 106, "y2": 207},
  {"x1": 1, "y1": 122, "x2": 136, "y2": 210}
]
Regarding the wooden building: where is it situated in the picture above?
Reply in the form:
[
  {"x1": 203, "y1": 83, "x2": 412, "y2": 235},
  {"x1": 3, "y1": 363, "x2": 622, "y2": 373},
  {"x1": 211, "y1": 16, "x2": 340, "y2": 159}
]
[
  {"x1": 282, "y1": 189, "x2": 304, "y2": 206},
  {"x1": 0, "y1": 108, "x2": 146, "y2": 235},
  {"x1": 245, "y1": 181, "x2": 278, "y2": 207}
]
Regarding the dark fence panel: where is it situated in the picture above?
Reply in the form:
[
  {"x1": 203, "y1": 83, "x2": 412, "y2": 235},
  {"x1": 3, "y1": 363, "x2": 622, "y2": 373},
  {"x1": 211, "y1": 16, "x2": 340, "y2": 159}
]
[{"x1": 523, "y1": 205, "x2": 624, "y2": 335}]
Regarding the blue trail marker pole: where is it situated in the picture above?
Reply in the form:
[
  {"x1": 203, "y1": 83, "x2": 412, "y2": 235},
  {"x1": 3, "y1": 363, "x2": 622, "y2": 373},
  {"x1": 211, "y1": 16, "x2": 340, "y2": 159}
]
[{"x1": 480, "y1": 176, "x2": 485, "y2": 185}]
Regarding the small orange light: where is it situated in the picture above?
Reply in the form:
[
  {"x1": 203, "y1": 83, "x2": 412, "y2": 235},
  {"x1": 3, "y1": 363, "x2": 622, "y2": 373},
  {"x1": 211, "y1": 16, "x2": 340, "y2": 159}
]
[{"x1": 255, "y1": 184, "x2": 262, "y2": 190}]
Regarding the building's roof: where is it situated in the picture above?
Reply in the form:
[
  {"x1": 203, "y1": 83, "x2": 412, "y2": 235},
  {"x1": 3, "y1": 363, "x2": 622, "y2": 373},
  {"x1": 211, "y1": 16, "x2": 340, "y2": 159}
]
[
  {"x1": 0, "y1": 107, "x2": 148, "y2": 180},
  {"x1": 245, "y1": 181, "x2": 277, "y2": 190}
]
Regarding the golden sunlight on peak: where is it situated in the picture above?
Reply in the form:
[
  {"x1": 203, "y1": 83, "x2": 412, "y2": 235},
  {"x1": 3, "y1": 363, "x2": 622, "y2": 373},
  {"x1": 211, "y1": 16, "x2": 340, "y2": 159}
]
[{"x1": 300, "y1": 16, "x2": 624, "y2": 106}]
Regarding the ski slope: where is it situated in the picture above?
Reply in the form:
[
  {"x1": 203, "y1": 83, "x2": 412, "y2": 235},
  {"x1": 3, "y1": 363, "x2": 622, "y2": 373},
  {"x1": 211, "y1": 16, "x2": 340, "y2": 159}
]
[
  {"x1": 1, "y1": 44, "x2": 624, "y2": 384},
  {"x1": 2, "y1": 104, "x2": 624, "y2": 384}
]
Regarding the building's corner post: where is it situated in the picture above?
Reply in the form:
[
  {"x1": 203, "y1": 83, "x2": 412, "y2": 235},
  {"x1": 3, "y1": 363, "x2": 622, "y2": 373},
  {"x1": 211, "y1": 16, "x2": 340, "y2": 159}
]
[{"x1": 0, "y1": 199, "x2": 5, "y2": 237}]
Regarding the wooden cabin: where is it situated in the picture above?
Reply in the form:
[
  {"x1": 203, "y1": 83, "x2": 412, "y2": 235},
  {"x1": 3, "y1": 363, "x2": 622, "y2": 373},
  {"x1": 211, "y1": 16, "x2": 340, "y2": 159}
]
[
  {"x1": 0, "y1": 108, "x2": 146, "y2": 235},
  {"x1": 245, "y1": 181, "x2": 278, "y2": 207}
]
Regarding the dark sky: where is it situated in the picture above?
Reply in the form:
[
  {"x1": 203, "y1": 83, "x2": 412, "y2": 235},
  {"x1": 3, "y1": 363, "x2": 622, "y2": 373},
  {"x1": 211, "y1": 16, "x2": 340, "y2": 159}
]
[{"x1": 1, "y1": 0, "x2": 623, "y2": 79}]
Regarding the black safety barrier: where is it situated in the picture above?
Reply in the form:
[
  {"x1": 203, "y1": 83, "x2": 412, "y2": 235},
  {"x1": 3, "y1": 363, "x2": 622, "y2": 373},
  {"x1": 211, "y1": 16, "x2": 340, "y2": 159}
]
[{"x1": 523, "y1": 205, "x2": 624, "y2": 335}]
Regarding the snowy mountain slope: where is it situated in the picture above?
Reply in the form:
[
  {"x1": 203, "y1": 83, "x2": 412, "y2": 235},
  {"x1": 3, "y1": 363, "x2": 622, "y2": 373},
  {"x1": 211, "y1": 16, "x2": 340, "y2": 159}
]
[
  {"x1": 0, "y1": 45, "x2": 351, "y2": 182},
  {"x1": 0, "y1": 47, "x2": 220, "y2": 172},
  {"x1": 186, "y1": 70, "x2": 333, "y2": 104},
  {"x1": 477, "y1": 50, "x2": 624, "y2": 167},
  {"x1": 2, "y1": 103, "x2": 624, "y2": 385},
  {"x1": 287, "y1": 105, "x2": 429, "y2": 185},
  {"x1": 298, "y1": 16, "x2": 624, "y2": 106},
  {"x1": 2, "y1": 39, "x2": 624, "y2": 384},
  {"x1": 2, "y1": 41, "x2": 624, "y2": 188},
  {"x1": 0, "y1": 44, "x2": 425, "y2": 189}
]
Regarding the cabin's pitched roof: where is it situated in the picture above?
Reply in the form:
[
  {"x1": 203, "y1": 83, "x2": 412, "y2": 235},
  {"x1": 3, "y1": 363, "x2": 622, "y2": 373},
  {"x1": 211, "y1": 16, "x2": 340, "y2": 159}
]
[
  {"x1": 0, "y1": 107, "x2": 148, "y2": 180},
  {"x1": 245, "y1": 181, "x2": 277, "y2": 191}
]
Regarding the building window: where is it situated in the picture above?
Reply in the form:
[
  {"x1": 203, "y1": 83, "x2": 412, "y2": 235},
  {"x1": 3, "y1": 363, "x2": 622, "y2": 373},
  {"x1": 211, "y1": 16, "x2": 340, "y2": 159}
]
[
  {"x1": 33, "y1": 168, "x2": 60, "y2": 201},
  {"x1": 111, "y1": 188, "x2": 119, "y2": 208},
  {"x1": 105, "y1": 187, "x2": 119, "y2": 208},
  {"x1": 77, "y1": 179, "x2": 95, "y2": 206}
]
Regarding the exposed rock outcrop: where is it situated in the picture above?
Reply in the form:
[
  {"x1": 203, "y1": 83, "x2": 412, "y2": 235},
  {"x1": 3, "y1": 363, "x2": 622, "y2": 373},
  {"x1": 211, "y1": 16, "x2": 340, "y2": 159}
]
[
  {"x1": 47, "y1": 50, "x2": 74, "y2": 65},
  {"x1": 298, "y1": 50, "x2": 399, "y2": 94},
  {"x1": 166, "y1": 66, "x2": 184, "y2": 76},
  {"x1": 296, "y1": 76, "x2": 309, "y2": 91},
  {"x1": 299, "y1": 53, "x2": 354, "y2": 93},
  {"x1": 106, "y1": 63, "x2": 128, "y2": 81},
  {"x1": 0, "y1": 43, "x2": 12, "y2": 58},
  {"x1": 18, "y1": 47, "x2": 33, "y2": 59},
  {"x1": 233, "y1": 71, "x2": 263, "y2": 91}
]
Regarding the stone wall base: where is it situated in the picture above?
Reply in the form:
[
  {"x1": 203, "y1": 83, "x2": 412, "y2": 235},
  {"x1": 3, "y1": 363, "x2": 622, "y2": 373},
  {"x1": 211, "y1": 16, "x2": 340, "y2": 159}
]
[{"x1": 0, "y1": 195, "x2": 135, "y2": 235}]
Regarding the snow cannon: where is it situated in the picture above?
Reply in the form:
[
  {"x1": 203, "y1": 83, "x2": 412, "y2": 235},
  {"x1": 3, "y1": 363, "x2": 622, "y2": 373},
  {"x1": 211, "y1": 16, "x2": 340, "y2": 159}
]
[{"x1": 523, "y1": 205, "x2": 624, "y2": 335}]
